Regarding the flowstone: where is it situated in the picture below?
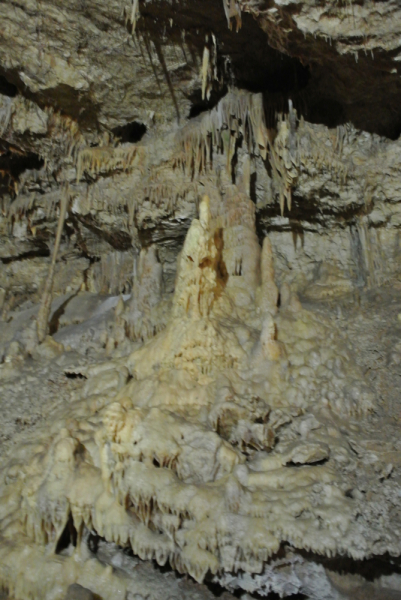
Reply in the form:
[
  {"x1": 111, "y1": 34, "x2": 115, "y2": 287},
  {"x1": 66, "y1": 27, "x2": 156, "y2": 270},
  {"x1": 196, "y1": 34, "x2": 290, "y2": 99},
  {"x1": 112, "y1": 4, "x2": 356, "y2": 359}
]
[{"x1": 0, "y1": 189, "x2": 399, "y2": 600}]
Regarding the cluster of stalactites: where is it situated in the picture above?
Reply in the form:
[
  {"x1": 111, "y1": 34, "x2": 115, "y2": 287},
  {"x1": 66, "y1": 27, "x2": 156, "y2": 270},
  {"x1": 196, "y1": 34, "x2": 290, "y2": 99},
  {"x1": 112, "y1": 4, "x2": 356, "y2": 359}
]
[
  {"x1": 7, "y1": 193, "x2": 37, "y2": 221},
  {"x1": 76, "y1": 145, "x2": 141, "y2": 183},
  {"x1": 269, "y1": 117, "x2": 297, "y2": 215},
  {"x1": 190, "y1": 94, "x2": 349, "y2": 218},
  {"x1": 72, "y1": 173, "x2": 192, "y2": 230},
  {"x1": 7, "y1": 181, "x2": 70, "y2": 222},
  {"x1": 271, "y1": 103, "x2": 350, "y2": 214},
  {"x1": 300, "y1": 120, "x2": 349, "y2": 184},
  {"x1": 176, "y1": 90, "x2": 269, "y2": 177},
  {"x1": 176, "y1": 91, "x2": 304, "y2": 216},
  {"x1": 46, "y1": 109, "x2": 85, "y2": 159},
  {"x1": 222, "y1": 0, "x2": 242, "y2": 31}
]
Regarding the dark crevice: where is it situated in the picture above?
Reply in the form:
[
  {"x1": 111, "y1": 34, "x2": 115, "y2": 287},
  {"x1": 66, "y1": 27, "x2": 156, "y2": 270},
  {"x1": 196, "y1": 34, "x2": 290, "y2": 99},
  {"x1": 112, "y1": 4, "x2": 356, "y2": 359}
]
[
  {"x1": 285, "y1": 457, "x2": 329, "y2": 467},
  {"x1": 61, "y1": 524, "x2": 401, "y2": 598},
  {"x1": 87, "y1": 530, "x2": 101, "y2": 554},
  {"x1": 77, "y1": 214, "x2": 133, "y2": 251},
  {"x1": 202, "y1": 578, "x2": 227, "y2": 597},
  {"x1": 0, "y1": 146, "x2": 44, "y2": 183},
  {"x1": 187, "y1": 85, "x2": 228, "y2": 119},
  {"x1": 0, "y1": 74, "x2": 18, "y2": 98},
  {"x1": 257, "y1": 3, "x2": 401, "y2": 139},
  {"x1": 249, "y1": 172, "x2": 257, "y2": 204},
  {"x1": 151, "y1": 559, "x2": 179, "y2": 575},
  {"x1": 64, "y1": 371, "x2": 87, "y2": 380},
  {"x1": 256, "y1": 195, "x2": 372, "y2": 237},
  {"x1": 48, "y1": 291, "x2": 79, "y2": 335},
  {"x1": 244, "y1": 60, "x2": 310, "y2": 96},
  {"x1": 266, "y1": 88, "x2": 348, "y2": 132},
  {"x1": 136, "y1": 3, "x2": 311, "y2": 113},
  {"x1": 55, "y1": 514, "x2": 77, "y2": 554},
  {"x1": 112, "y1": 121, "x2": 147, "y2": 143},
  {"x1": 0, "y1": 247, "x2": 50, "y2": 264},
  {"x1": 300, "y1": 550, "x2": 401, "y2": 582},
  {"x1": 307, "y1": 97, "x2": 347, "y2": 129}
]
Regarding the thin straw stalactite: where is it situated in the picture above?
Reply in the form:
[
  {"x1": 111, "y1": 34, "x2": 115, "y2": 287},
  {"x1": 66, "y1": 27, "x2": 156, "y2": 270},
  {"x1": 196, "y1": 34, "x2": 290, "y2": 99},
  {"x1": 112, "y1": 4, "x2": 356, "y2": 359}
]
[{"x1": 36, "y1": 186, "x2": 69, "y2": 343}]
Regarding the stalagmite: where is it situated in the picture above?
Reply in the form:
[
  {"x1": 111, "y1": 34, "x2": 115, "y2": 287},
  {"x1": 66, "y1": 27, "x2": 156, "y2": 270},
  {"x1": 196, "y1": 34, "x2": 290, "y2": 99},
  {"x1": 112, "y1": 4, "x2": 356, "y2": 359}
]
[{"x1": 0, "y1": 169, "x2": 381, "y2": 600}]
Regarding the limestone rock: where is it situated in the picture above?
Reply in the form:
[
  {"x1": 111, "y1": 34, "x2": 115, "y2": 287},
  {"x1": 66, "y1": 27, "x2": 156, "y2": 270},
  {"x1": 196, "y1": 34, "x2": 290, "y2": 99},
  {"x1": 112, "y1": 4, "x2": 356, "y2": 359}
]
[{"x1": 64, "y1": 584, "x2": 95, "y2": 600}]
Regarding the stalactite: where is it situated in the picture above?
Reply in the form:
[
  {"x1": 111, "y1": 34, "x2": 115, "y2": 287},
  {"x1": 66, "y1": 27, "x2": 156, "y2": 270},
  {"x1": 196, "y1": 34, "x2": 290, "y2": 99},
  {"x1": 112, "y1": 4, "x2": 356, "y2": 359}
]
[
  {"x1": 46, "y1": 109, "x2": 84, "y2": 159},
  {"x1": 7, "y1": 193, "x2": 36, "y2": 221},
  {"x1": 200, "y1": 35, "x2": 221, "y2": 102},
  {"x1": 298, "y1": 121, "x2": 350, "y2": 184},
  {"x1": 126, "y1": 0, "x2": 140, "y2": 31},
  {"x1": 222, "y1": 0, "x2": 242, "y2": 31},
  {"x1": 76, "y1": 145, "x2": 140, "y2": 182},
  {"x1": 178, "y1": 90, "x2": 263, "y2": 176},
  {"x1": 36, "y1": 185, "x2": 69, "y2": 343},
  {"x1": 177, "y1": 89, "x2": 305, "y2": 215},
  {"x1": 201, "y1": 43, "x2": 210, "y2": 101}
]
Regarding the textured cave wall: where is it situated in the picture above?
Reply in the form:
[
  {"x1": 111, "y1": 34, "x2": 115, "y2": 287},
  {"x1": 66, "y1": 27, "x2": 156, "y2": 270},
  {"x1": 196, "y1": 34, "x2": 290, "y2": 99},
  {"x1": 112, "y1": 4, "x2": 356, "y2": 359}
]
[{"x1": 2, "y1": 1, "x2": 401, "y2": 600}]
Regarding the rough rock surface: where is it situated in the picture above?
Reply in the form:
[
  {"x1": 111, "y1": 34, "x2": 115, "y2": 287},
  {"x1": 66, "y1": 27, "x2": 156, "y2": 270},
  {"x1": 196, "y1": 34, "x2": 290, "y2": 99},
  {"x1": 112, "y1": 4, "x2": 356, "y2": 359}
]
[{"x1": 1, "y1": 1, "x2": 401, "y2": 600}]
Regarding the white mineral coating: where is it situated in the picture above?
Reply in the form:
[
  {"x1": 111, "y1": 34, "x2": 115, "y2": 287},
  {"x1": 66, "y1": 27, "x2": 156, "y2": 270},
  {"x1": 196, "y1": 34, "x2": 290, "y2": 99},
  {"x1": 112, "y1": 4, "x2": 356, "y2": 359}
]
[{"x1": 1, "y1": 179, "x2": 400, "y2": 600}]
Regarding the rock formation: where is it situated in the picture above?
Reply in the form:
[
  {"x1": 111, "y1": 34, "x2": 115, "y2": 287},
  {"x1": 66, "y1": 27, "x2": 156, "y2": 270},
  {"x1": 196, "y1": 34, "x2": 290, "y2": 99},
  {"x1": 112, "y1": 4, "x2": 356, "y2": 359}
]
[{"x1": 1, "y1": 1, "x2": 401, "y2": 599}]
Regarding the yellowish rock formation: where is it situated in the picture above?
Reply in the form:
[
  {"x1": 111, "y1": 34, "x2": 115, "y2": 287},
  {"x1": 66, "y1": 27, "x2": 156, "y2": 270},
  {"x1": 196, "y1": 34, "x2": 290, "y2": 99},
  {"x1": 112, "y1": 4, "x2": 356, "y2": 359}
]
[{"x1": 0, "y1": 186, "x2": 378, "y2": 600}]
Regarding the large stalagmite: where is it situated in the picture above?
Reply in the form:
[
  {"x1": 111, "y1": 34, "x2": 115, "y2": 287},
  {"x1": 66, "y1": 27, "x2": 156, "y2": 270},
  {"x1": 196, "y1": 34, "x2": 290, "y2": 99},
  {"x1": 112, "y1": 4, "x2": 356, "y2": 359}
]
[{"x1": 0, "y1": 186, "x2": 389, "y2": 600}]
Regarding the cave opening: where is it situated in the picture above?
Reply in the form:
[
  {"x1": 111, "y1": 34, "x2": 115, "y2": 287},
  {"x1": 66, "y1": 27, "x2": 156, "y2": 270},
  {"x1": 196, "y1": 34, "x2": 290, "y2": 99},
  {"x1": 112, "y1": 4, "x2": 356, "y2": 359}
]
[
  {"x1": 0, "y1": 146, "x2": 44, "y2": 187},
  {"x1": 112, "y1": 121, "x2": 147, "y2": 144},
  {"x1": 307, "y1": 97, "x2": 346, "y2": 129},
  {"x1": 188, "y1": 85, "x2": 228, "y2": 119}
]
